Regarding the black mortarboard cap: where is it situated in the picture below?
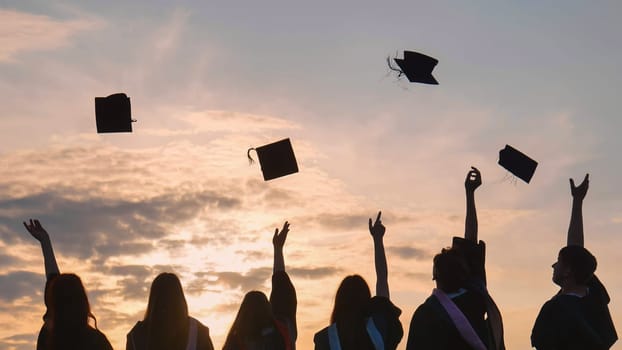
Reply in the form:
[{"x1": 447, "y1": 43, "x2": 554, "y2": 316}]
[
  {"x1": 95, "y1": 93, "x2": 133, "y2": 133},
  {"x1": 394, "y1": 50, "x2": 439, "y2": 85},
  {"x1": 498, "y1": 145, "x2": 538, "y2": 183},
  {"x1": 248, "y1": 138, "x2": 299, "y2": 181}
]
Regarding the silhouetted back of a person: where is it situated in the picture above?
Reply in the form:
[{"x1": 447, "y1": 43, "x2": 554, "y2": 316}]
[
  {"x1": 314, "y1": 212, "x2": 403, "y2": 350},
  {"x1": 531, "y1": 174, "x2": 617, "y2": 349},
  {"x1": 223, "y1": 221, "x2": 297, "y2": 350},
  {"x1": 331, "y1": 275, "x2": 375, "y2": 350},
  {"x1": 40, "y1": 273, "x2": 112, "y2": 350},
  {"x1": 223, "y1": 290, "x2": 289, "y2": 350},
  {"x1": 127, "y1": 272, "x2": 214, "y2": 350}
]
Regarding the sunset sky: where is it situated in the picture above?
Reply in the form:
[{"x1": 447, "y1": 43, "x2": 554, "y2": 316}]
[{"x1": 1, "y1": 1, "x2": 621, "y2": 349}]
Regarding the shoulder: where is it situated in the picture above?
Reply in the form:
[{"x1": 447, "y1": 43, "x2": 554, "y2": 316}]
[
  {"x1": 127, "y1": 320, "x2": 146, "y2": 337},
  {"x1": 191, "y1": 318, "x2": 215, "y2": 350},
  {"x1": 410, "y1": 296, "x2": 443, "y2": 322},
  {"x1": 587, "y1": 275, "x2": 611, "y2": 304},
  {"x1": 369, "y1": 296, "x2": 402, "y2": 317},
  {"x1": 86, "y1": 327, "x2": 113, "y2": 350},
  {"x1": 313, "y1": 326, "x2": 330, "y2": 349}
]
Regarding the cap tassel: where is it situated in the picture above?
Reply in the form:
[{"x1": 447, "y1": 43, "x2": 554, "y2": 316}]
[
  {"x1": 247, "y1": 148, "x2": 256, "y2": 165},
  {"x1": 386, "y1": 55, "x2": 404, "y2": 78}
]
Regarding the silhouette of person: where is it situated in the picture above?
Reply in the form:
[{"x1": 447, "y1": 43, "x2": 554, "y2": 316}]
[
  {"x1": 223, "y1": 221, "x2": 297, "y2": 350},
  {"x1": 314, "y1": 212, "x2": 403, "y2": 350},
  {"x1": 127, "y1": 272, "x2": 215, "y2": 350},
  {"x1": 406, "y1": 167, "x2": 505, "y2": 350},
  {"x1": 37, "y1": 273, "x2": 113, "y2": 350},
  {"x1": 531, "y1": 174, "x2": 617, "y2": 349},
  {"x1": 23, "y1": 219, "x2": 62, "y2": 349}
]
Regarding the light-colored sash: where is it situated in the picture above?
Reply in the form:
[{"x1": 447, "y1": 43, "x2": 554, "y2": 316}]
[
  {"x1": 432, "y1": 288, "x2": 487, "y2": 350},
  {"x1": 326, "y1": 318, "x2": 384, "y2": 350}
]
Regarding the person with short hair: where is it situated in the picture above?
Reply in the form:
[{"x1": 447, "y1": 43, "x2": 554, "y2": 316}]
[
  {"x1": 531, "y1": 174, "x2": 617, "y2": 349},
  {"x1": 406, "y1": 167, "x2": 505, "y2": 350}
]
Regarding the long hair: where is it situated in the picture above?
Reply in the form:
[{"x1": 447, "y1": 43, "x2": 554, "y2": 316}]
[
  {"x1": 46, "y1": 273, "x2": 95, "y2": 350},
  {"x1": 143, "y1": 273, "x2": 189, "y2": 350},
  {"x1": 329, "y1": 275, "x2": 374, "y2": 350},
  {"x1": 223, "y1": 291, "x2": 277, "y2": 350}
]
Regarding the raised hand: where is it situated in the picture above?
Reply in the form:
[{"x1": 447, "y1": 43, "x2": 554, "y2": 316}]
[
  {"x1": 369, "y1": 211, "x2": 389, "y2": 297},
  {"x1": 465, "y1": 166, "x2": 482, "y2": 193},
  {"x1": 23, "y1": 219, "x2": 59, "y2": 276},
  {"x1": 23, "y1": 219, "x2": 50, "y2": 242},
  {"x1": 369, "y1": 211, "x2": 385, "y2": 239},
  {"x1": 273, "y1": 221, "x2": 290, "y2": 249},
  {"x1": 570, "y1": 174, "x2": 589, "y2": 200},
  {"x1": 273, "y1": 221, "x2": 289, "y2": 273}
]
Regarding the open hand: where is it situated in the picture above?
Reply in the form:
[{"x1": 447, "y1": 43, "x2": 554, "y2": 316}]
[
  {"x1": 570, "y1": 174, "x2": 589, "y2": 200},
  {"x1": 465, "y1": 166, "x2": 482, "y2": 193},
  {"x1": 23, "y1": 219, "x2": 50, "y2": 242},
  {"x1": 369, "y1": 211, "x2": 385, "y2": 239},
  {"x1": 272, "y1": 221, "x2": 290, "y2": 248}
]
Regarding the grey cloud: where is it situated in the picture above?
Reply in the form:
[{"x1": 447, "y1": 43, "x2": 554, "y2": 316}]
[
  {"x1": 288, "y1": 266, "x2": 342, "y2": 279},
  {"x1": 0, "y1": 253, "x2": 25, "y2": 269},
  {"x1": 0, "y1": 332, "x2": 37, "y2": 350},
  {"x1": 211, "y1": 301, "x2": 242, "y2": 313},
  {"x1": 184, "y1": 278, "x2": 221, "y2": 296},
  {"x1": 196, "y1": 267, "x2": 272, "y2": 292},
  {"x1": 235, "y1": 249, "x2": 270, "y2": 262},
  {"x1": 0, "y1": 270, "x2": 43, "y2": 302},
  {"x1": 0, "y1": 188, "x2": 241, "y2": 262},
  {"x1": 116, "y1": 277, "x2": 150, "y2": 301},
  {"x1": 108, "y1": 265, "x2": 152, "y2": 278},
  {"x1": 386, "y1": 246, "x2": 431, "y2": 260},
  {"x1": 401, "y1": 272, "x2": 431, "y2": 282},
  {"x1": 152, "y1": 264, "x2": 187, "y2": 275}
]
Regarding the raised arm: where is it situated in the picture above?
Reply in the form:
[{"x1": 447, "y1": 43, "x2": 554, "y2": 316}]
[
  {"x1": 567, "y1": 174, "x2": 589, "y2": 247},
  {"x1": 23, "y1": 219, "x2": 59, "y2": 277},
  {"x1": 464, "y1": 167, "x2": 482, "y2": 242},
  {"x1": 270, "y1": 221, "x2": 297, "y2": 343},
  {"x1": 273, "y1": 221, "x2": 290, "y2": 273},
  {"x1": 369, "y1": 211, "x2": 389, "y2": 298}
]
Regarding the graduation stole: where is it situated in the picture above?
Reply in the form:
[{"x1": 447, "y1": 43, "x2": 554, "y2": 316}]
[
  {"x1": 432, "y1": 288, "x2": 487, "y2": 350},
  {"x1": 327, "y1": 318, "x2": 385, "y2": 350}
]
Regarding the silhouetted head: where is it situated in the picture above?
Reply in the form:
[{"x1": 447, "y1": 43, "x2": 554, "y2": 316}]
[
  {"x1": 143, "y1": 273, "x2": 189, "y2": 350},
  {"x1": 224, "y1": 290, "x2": 276, "y2": 349},
  {"x1": 144, "y1": 272, "x2": 188, "y2": 324},
  {"x1": 49, "y1": 273, "x2": 91, "y2": 329},
  {"x1": 46, "y1": 273, "x2": 94, "y2": 350},
  {"x1": 552, "y1": 245, "x2": 597, "y2": 286},
  {"x1": 432, "y1": 248, "x2": 469, "y2": 293},
  {"x1": 330, "y1": 275, "x2": 371, "y2": 324}
]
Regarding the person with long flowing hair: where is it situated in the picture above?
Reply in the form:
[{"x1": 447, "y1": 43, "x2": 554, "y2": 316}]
[
  {"x1": 39, "y1": 273, "x2": 113, "y2": 350},
  {"x1": 127, "y1": 272, "x2": 214, "y2": 350},
  {"x1": 223, "y1": 221, "x2": 297, "y2": 350},
  {"x1": 314, "y1": 212, "x2": 403, "y2": 350}
]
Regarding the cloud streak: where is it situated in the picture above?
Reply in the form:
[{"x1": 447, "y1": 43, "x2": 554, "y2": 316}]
[{"x1": 0, "y1": 9, "x2": 101, "y2": 62}]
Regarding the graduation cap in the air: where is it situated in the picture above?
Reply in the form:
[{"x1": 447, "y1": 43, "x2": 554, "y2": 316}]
[
  {"x1": 498, "y1": 145, "x2": 538, "y2": 183},
  {"x1": 94, "y1": 93, "x2": 134, "y2": 133},
  {"x1": 247, "y1": 138, "x2": 299, "y2": 181},
  {"x1": 392, "y1": 50, "x2": 439, "y2": 85}
]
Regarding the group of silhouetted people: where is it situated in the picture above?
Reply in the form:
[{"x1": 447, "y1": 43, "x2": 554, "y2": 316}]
[{"x1": 23, "y1": 168, "x2": 617, "y2": 349}]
